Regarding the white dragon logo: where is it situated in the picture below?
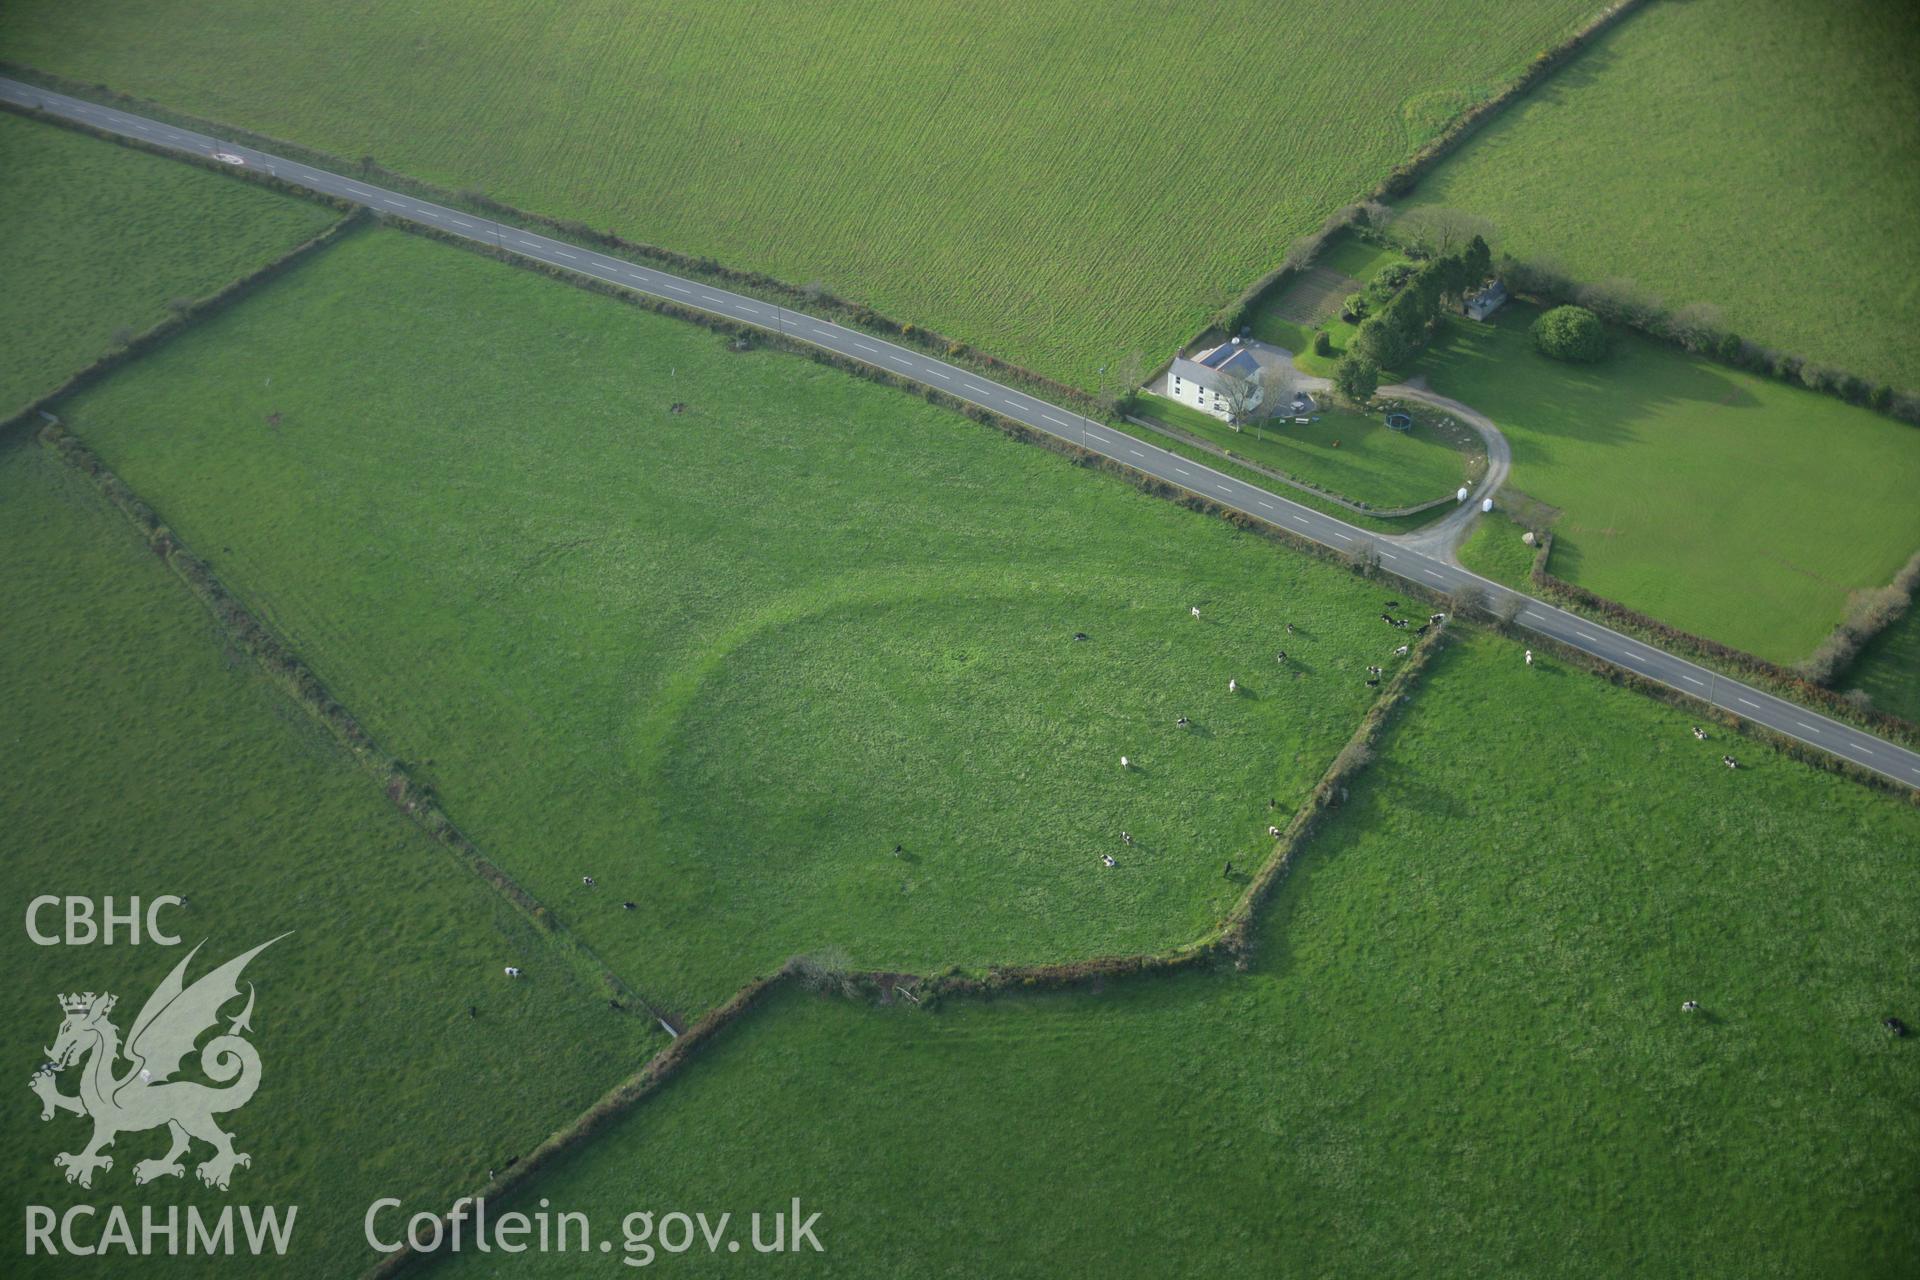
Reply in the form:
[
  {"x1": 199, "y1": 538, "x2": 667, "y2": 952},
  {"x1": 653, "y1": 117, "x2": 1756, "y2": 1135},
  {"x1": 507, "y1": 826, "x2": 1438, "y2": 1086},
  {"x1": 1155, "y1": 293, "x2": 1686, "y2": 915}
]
[{"x1": 29, "y1": 935, "x2": 287, "y2": 1191}]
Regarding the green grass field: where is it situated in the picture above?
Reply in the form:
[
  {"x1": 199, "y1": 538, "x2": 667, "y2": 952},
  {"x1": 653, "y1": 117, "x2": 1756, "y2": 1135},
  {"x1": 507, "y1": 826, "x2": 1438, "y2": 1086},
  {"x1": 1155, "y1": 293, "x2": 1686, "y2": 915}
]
[
  {"x1": 433, "y1": 631, "x2": 1920, "y2": 1278},
  {"x1": 1843, "y1": 606, "x2": 1920, "y2": 725},
  {"x1": 54, "y1": 227, "x2": 1416, "y2": 1021},
  {"x1": 1396, "y1": 0, "x2": 1920, "y2": 392},
  {"x1": 1414, "y1": 304, "x2": 1920, "y2": 663},
  {"x1": 0, "y1": 440, "x2": 654, "y2": 1275},
  {"x1": 0, "y1": 0, "x2": 1601, "y2": 386},
  {"x1": 1137, "y1": 394, "x2": 1477, "y2": 509},
  {"x1": 0, "y1": 111, "x2": 338, "y2": 417}
]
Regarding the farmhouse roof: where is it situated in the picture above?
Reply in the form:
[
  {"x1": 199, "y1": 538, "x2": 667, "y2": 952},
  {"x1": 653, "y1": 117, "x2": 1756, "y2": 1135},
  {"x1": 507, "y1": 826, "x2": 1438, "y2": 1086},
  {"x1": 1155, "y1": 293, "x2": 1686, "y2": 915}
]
[{"x1": 1172, "y1": 342, "x2": 1261, "y2": 393}]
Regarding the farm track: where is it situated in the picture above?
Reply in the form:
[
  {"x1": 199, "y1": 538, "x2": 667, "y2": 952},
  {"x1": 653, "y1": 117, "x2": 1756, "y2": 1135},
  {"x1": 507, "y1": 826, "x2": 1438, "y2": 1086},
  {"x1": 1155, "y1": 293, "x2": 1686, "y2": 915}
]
[{"x1": 5, "y1": 74, "x2": 1916, "y2": 800}]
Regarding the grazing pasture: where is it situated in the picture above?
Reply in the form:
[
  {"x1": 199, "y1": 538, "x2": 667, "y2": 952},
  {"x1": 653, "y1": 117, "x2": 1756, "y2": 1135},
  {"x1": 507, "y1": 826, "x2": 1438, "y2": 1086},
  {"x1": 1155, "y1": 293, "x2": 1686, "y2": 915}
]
[
  {"x1": 0, "y1": 111, "x2": 338, "y2": 416},
  {"x1": 55, "y1": 228, "x2": 1407, "y2": 1019},
  {"x1": 1414, "y1": 305, "x2": 1920, "y2": 663},
  {"x1": 1396, "y1": 0, "x2": 1920, "y2": 392},
  {"x1": 0, "y1": 441, "x2": 652, "y2": 1275},
  {"x1": 0, "y1": 0, "x2": 1600, "y2": 385},
  {"x1": 435, "y1": 632, "x2": 1920, "y2": 1278}
]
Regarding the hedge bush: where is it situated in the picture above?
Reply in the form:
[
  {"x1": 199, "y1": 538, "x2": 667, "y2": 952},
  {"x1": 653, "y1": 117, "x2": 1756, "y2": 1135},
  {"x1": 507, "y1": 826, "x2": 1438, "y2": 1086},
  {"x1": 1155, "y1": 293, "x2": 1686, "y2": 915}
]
[{"x1": 1531, "y1": 304, "x2": 1607, "y2": 362}]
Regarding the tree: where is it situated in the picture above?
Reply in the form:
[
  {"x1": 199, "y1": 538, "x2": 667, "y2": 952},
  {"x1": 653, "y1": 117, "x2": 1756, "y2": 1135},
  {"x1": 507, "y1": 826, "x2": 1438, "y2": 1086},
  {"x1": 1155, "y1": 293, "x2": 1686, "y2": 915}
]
[
  {"x1": 1459, "y1": 235, "x2": 1493, "y2": 292},
  {"x1": 1351, "y1": 316, "x2": 1412, "y2": 370},
  {"x1": 1332, "y1": 355, "x2": 1380, "y2": 404},
  {"x1": 1218, "y1": 369, "x2": 1263, "y2": 428},
  {"x1": 1342, "y1": 292, "x2": 1370, "y2": 322},
  {"x1": 1257, "y1": 363, "x2": 1297, "y2": 426},
  {"x1": 1392, "y1": 206, "x2": 1496, "y2": 260},
  {"x1": 1575, "y1": 277, "x2": 1663, "y2": 330},
  {"x1": 1664, "y1": 302, "x2": 1725, "y2": 353},
  {"x1": 1531, "y1": 305, "x2": 1607, "y2": 362},
  {"x1": 1097, "y1": 351, "x2": 1144, "y2": 417}
]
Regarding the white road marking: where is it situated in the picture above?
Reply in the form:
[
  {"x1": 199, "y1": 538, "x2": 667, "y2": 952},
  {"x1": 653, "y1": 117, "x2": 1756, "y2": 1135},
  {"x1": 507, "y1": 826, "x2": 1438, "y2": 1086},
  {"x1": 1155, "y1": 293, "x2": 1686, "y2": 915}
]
[
  {"x1": 1293, "y1": 516, "x2": 1311, "y2": 527},
  {"x1": 926, "y1": 369, "x2": 950, "y2": 381},
  {"x1": 1681, "y1": 675, "x2": 1705, "y2": 687},
  {"x1": 1085, "y1": 432, "x2": 1109, "y2": 444},
  {"x1": 1172, "y1": 467, "x2": 1191, "y2": 477},
  {"x1": 1737, "y1": 697, "x2": 1761, "y2": 710},
  {"x1": 853, "y1": 341, "x2": 879, "y2": 353},
  {"x1": 1043, "y1": 414, "x2": 1071, "y2": 428},
  {"x1": 1380, "y1": 552, "x2": 1397, "y2": 561},
  {"x1": 964, "y1": 384, "x2": 993, "y2": 396},
  {"x1": 663, "y1": 283, "x2": 691, "y2": 294},
  {"x1": 554, "y1": 250, "x2": 577, "y2": 260},
  {"x1": 1128, "y1": 449, "x2": 1145, "y2": 459},
  {"x1": 702, "y1": 295, "x2": 724, "y2": 304},
  {"x1": 382, "y1": 198, "x2": 406, "y2": 208},
  {"x1": 1575, "y1": 631, "x2": 1601, "y2": 643},
  {"x1": 1794, "y1": 721, "x2": 1821, "y2": 734},
  {"x1": 1333, "y1": 532, "x2": 1353, "y2": 542},
  {"x1": 737, "y1": 305, "x2": 758, "y2": 315},
  {"x1": 1424, "y1": 570, "x2": 1445, "y2": 581}
]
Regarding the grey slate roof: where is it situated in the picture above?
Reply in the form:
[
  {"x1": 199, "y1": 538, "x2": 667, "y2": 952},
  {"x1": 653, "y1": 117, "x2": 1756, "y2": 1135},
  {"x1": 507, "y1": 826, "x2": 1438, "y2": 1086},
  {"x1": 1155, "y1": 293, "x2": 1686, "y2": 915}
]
[{"x1": 1171, "y1": 343, "x2": 1261, "y2": 394}]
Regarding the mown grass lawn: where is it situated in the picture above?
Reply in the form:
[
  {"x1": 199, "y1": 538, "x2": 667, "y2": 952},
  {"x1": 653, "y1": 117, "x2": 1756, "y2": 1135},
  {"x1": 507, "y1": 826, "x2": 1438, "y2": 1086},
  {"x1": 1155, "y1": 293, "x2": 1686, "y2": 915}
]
[
  {"x1": 0, "y1": 0, "x2": 1599, "y2": 386},
  {"x1": 0, "y1": 441, "x2": 655, "y2": 1276},
  {"x1": 0, "y1": 111, "x2": 338, "y2": 417},
  {"x1": 1396, "y1": 0, "x2": 1920, "y2": 392},
  {"x1": 439, "y1": 631, "x2": 1920, "y2": 1279},
  {"x1": 1138, "y1": 394, "x2": 1475, "y2": 510},
  {"x1": 56, "y1": 228, "x2": 1413, "y2": 1020},
  {"x1": 1414, "y1": 305, "x2": 1920, "y2": 663}
]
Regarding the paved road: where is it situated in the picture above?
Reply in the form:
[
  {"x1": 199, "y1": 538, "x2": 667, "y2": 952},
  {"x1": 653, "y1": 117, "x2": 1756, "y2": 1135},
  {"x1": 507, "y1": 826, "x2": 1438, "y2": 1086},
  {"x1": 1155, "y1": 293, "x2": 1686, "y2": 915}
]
[
  {"x1": 1381, "y1": 383, "x2": 1513, "y2": 564},
  {"x1": 7, "y1": 76, "x2": 1916, "y2": 791}
]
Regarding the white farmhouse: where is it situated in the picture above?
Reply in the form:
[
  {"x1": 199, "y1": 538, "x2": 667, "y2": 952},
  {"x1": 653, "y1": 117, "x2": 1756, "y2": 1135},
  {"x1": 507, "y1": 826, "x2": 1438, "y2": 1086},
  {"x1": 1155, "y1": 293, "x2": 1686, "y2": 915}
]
[{"x1": 1167, "y1": 338, "x2": 1264, "y2": 421}]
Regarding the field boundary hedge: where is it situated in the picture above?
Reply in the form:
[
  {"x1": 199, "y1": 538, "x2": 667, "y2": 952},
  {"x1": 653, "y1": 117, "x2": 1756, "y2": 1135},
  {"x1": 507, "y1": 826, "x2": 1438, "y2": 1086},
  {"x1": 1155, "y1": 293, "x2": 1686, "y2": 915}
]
[
  {"x1": 354, "y1": 629, "x2": 1452, "y2": 1280},
  {"x1": 1525, "y1": 529, "x2": 1920, "y2": 746},
  {"x1": 1191, "y1": 0, "x2": 1650, "y2": 351},
  {"x1": 0, "y1": 181, "x2": 361, "y2": 438},
  {"x1": 362, "y1": 966, "x2": 791, "y2": 1280},
  {"x1": 33, "y1": 423, "x2": 681, "y2": 1034},
  {"x1": 1803, "y1": 550, "x2": 1920, "y2": 689}
]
